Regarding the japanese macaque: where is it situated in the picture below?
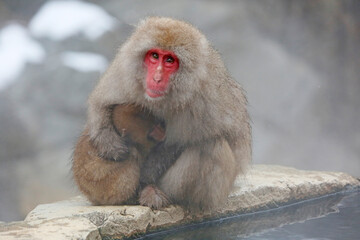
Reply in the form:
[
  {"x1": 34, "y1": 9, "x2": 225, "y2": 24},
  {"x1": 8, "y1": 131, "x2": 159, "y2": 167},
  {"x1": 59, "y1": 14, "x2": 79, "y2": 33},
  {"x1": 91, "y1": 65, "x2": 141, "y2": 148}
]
[
  {"x1": 84, "y1": 17, "x2": 252, "y2": 209},
  {"x1": 73, "y1": 104, "x2": 180, "y2": 206}
]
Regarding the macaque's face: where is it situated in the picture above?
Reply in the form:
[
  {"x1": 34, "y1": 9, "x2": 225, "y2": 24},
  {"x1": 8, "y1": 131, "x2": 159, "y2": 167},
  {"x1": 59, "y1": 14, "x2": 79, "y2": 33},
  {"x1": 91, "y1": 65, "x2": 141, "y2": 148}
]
[{"x1": 144, "y1": 48, "x2": 179, "y2": 98}]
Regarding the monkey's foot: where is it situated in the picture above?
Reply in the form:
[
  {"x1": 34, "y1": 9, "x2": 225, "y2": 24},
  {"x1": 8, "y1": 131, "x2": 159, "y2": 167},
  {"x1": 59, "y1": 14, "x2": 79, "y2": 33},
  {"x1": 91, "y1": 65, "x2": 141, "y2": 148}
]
[{"x1": 139, "y1": 185, "x2": 171, "y2": 209}]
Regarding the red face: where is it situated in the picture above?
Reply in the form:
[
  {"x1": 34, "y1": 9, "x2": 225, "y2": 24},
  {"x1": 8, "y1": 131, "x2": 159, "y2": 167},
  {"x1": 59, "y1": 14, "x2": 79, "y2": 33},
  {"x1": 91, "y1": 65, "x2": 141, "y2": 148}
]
[{"x1": 144, "y1": 48, "x2": 179, "y2": 98}]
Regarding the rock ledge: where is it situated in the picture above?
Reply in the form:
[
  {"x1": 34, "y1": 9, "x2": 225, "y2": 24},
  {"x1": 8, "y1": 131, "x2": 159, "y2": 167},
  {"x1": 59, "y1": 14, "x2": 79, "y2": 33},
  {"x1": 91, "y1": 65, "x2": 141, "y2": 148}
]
[{"x1": 1, "y1": 165, "x2": 359, "y2": 239}]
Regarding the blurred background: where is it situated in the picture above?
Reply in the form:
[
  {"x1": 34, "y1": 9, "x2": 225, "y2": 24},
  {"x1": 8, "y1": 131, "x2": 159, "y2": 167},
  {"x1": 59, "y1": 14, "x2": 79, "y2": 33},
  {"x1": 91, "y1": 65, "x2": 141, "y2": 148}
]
[{"x1": 0, "y1": 0, "x2": 359, "y2": 222}]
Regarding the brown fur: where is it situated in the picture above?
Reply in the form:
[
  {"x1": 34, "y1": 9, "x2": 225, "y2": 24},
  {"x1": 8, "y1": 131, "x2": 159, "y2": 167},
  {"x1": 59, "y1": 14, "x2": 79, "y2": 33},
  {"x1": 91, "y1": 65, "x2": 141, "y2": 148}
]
[
  {"x1": 72, "y1": 104, "x2": 165, "y2": 205},
  {"x1": 85, "y1": 17, "x2": 252, "y2": 209}
]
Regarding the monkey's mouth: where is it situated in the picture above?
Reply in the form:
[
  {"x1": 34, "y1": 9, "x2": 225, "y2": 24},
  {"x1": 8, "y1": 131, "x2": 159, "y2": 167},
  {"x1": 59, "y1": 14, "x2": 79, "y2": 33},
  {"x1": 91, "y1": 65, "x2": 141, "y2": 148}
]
[{"x1": 146, "y1": 88, "x2": 166, "y2": 98}]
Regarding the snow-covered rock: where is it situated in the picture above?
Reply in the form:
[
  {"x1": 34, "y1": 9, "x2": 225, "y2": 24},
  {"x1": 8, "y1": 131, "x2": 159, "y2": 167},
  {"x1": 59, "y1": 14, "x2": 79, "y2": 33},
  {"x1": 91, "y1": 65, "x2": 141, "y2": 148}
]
[
  {"x1": 0, "y1": 24, "x2": 45, "y2": 89},
  {"x1": 29, "y1": 0, "x2": 117, "y2": 41},
  {"x1": 61, "y1": 51, "x2": 108, "y2": 72}
]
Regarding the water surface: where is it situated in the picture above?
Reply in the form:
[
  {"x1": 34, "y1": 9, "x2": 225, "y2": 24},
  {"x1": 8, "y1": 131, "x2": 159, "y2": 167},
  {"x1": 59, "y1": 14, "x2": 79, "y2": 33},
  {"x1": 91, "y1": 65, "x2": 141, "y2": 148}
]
[{"x1": 138, "y1": 190, "x2": 360, "y2": 240}]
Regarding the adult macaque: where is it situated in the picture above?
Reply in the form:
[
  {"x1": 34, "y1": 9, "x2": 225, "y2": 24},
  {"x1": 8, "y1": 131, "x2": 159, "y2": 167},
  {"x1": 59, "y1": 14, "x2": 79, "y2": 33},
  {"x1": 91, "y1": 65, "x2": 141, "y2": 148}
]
[
  {"x1": 86, "y1": 17, "x2": 252, "y2": 209},
  {"x1": 73, "y1": 104, "x2": 178, "y2": 206}
]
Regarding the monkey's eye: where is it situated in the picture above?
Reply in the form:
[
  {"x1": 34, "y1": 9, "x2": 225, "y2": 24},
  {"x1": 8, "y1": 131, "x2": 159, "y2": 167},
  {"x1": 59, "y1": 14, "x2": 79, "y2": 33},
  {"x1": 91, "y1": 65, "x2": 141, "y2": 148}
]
[
  {"x1": 151, "y1": 52, "x2": 159, "y2": 59},
  {"x1": 165, "y1": 56, "x2": 175, "y2": 64}
]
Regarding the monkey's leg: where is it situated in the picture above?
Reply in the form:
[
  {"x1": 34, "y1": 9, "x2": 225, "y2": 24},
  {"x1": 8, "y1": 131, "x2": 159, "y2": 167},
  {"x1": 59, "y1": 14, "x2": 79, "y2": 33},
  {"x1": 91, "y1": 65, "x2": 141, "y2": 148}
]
[
  {"x1": 229, "y1": 133, "x2": 252, "y2": 175},
  {"x1": 138, "y1": 144, "x2": 184, "y2": 209},
  {"x1": 140, "y1": 143, "x2": 184, "y2": 186},
  {"x1": 73, "y1": 131, "x2": 140, "y2": 205},
  {"x1": 159, "y1": 138, "x2": 238, "y2": 209}
]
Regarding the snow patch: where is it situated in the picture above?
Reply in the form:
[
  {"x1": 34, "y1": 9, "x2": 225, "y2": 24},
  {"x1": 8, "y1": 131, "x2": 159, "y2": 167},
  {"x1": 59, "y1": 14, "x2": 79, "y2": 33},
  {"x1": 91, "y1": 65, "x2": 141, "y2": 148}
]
[
  {"x1": 29, "y1": 0, "x2": 116, "y2": 41},
  {"x1": 0, "y1": 24, "x2": 45, "y2": 90},
  {"x1": 61, "y1": 51, "x2": 108, "y2": 72}
]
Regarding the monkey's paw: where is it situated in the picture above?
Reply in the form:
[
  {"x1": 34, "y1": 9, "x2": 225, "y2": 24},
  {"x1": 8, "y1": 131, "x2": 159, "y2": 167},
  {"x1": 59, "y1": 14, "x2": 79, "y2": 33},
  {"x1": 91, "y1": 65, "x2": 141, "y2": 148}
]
[
  {"x1": 139, "y1": 185, "x2": 171, "y2": 209},
  {"x1": 93, "y1": 127, "x2": 130, "y2": 161}
]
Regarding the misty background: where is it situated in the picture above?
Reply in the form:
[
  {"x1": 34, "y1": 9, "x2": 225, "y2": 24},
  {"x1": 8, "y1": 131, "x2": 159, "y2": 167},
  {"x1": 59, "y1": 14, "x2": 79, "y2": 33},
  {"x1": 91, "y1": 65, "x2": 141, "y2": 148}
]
[{"x1": 0, "y1": 0, "x2": 359, "y2": 222}]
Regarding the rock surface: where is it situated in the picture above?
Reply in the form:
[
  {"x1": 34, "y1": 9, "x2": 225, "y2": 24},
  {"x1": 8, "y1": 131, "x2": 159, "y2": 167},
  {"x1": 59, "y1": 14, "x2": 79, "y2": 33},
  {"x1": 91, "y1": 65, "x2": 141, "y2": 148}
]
[{"x1": 0, "y1": 165, "x2": 359, "y2": 239}]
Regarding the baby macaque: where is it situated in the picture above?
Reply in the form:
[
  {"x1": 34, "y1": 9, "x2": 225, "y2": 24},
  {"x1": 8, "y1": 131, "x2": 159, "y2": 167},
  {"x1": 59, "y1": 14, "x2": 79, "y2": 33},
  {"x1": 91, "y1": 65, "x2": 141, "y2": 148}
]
[{"x1": 72, "y1": 104, "x2": 171, "y2": 206}]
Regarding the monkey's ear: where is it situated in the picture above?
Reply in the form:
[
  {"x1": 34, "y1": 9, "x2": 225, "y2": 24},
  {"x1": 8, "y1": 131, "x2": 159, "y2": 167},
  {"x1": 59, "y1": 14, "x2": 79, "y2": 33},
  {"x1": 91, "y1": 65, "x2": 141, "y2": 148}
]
[{"x1": 147, "y1": 124, "x2": 166, "y2": 142}]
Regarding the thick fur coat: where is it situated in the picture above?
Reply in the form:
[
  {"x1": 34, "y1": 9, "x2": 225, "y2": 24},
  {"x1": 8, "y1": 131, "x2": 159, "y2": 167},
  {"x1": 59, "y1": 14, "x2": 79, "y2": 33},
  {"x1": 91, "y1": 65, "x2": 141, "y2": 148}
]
[{"x1": 86, "y1": 17, "x2": 252, "y2": 208}]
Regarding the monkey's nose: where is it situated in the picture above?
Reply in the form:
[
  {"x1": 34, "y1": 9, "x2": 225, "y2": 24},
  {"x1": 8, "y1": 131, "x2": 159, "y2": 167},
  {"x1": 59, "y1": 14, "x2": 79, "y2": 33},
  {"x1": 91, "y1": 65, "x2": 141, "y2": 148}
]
[{"x1": 153, "y1": 72, "x2": 163, "y2": 83}]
